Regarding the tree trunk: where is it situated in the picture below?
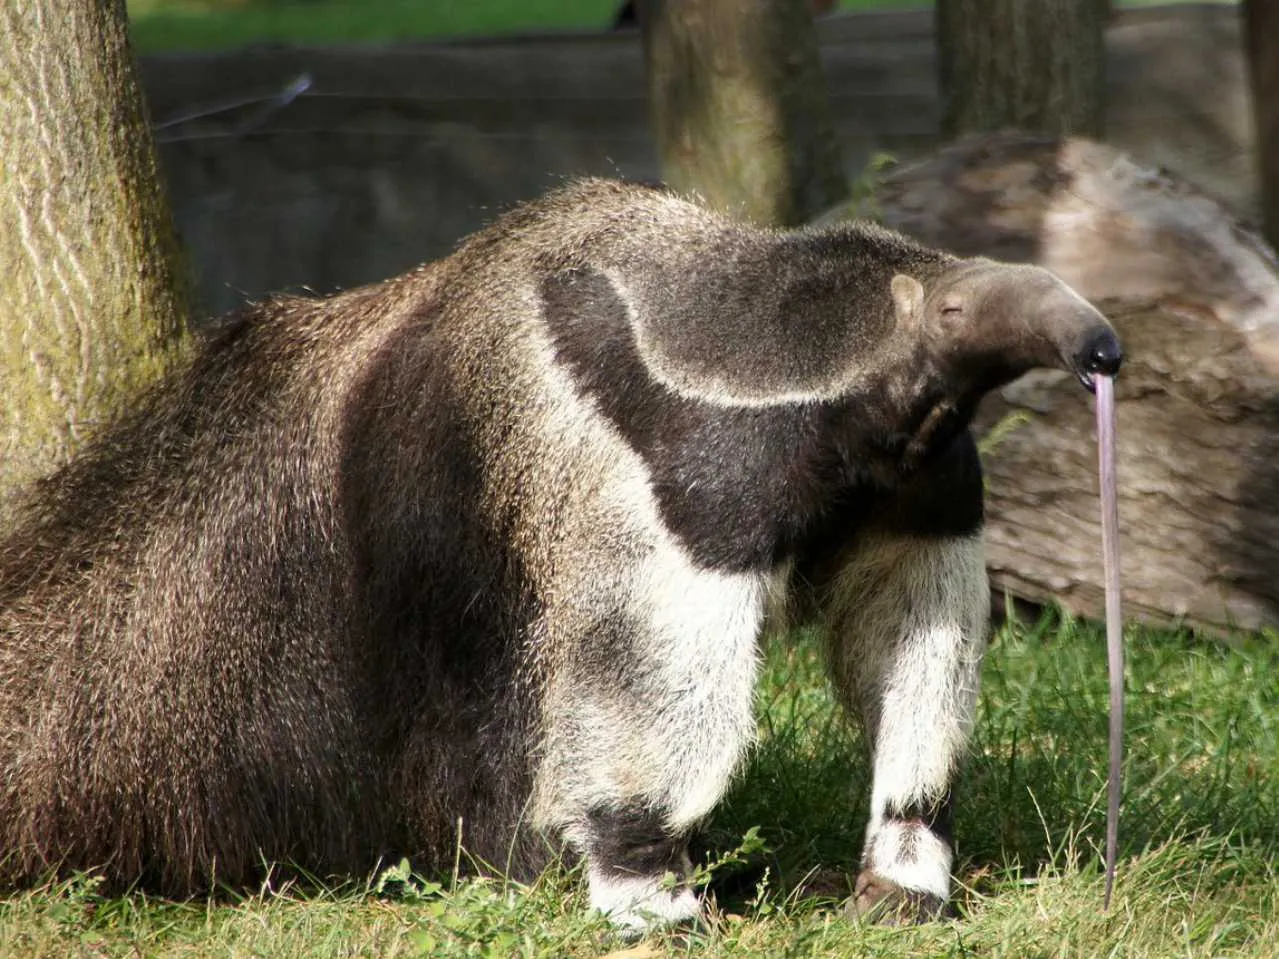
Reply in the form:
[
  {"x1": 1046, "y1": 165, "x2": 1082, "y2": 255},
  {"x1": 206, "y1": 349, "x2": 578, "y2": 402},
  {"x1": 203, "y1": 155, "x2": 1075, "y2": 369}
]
[
  {"x1": 937, "y1": 0, "x2": 1105, "y2": 140},
  {"x1": 0, "y1": 0, "x2": 190, "y2": 525},
  {"x1": 641, "y1": 0, "x2": 847, "y2": 226},
  {"x1": 862, "y1": 133, "x2": 1279, "y2": 636},
  {"x1": 1244, "y1": 0, "x2": 1279, "y2": 249}
]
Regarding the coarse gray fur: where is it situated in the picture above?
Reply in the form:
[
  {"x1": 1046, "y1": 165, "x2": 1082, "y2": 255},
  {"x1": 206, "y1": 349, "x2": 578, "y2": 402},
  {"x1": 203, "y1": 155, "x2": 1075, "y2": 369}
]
[{"x1": 0, "y1": 178, "x2": 1119, "y2": 929}]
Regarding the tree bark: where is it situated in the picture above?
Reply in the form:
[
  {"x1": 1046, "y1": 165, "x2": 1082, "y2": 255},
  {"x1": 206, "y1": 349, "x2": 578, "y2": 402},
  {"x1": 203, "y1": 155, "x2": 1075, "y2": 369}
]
[
  {"x1": 862, "y1": 133, "x2": 1279, "y2": 635},
  {"x1": 937, "y1": 0, "x2": 1105, "y2": 140},
  {"x1": 0, "y1": 0, "x2": 190, "y2": 525},
  {"x1": 1244, "y1": 0, "x2": 1279, "y2": 249},
  {"x1": 641, "y1": 0, "x2": 847, "y2": 226}
]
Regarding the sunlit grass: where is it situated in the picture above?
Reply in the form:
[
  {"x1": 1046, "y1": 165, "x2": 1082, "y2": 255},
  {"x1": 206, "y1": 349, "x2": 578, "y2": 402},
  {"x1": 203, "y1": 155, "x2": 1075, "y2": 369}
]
[
  {"x1": 125, "y1": 0, "x2": 1240, "y2": 53},
  {"x1": 127, "y1": 0, "x2": 620, "y2": 53},
  {"x1": 3, "y1": 609, "x2": 1275, "y2": 957},
  {"x1": 124, "y1": 0, "x2": 931, "y2": 53}
]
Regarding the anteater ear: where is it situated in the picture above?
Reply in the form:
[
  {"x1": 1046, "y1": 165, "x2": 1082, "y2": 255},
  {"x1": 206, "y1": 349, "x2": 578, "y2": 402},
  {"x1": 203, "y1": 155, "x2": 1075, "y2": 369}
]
[{"x1": 891, "y1": 274, "x2": 926, "y2": 325}]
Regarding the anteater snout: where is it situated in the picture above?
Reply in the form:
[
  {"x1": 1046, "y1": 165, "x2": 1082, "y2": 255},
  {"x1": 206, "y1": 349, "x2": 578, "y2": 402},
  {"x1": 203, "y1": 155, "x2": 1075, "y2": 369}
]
[
  {"x1": 1081, "y1": 328, "x2": 1123, "y2": 377},
  {"x1": 1065, "y1": 326, "x2": 1122, "y2": 392}
]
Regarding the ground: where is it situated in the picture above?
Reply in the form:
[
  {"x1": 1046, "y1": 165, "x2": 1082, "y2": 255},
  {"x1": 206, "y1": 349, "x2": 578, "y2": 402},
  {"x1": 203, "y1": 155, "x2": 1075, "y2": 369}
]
[{"x1": 2, "y1": 613, "x2": 1276, "y2": 957}]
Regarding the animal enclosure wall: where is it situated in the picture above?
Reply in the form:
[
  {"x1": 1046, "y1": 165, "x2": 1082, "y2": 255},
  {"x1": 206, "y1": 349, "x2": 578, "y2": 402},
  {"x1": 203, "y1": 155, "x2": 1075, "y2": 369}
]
[{"x1": 139, "y1": 4, "x2": 1255, "y2": 318}]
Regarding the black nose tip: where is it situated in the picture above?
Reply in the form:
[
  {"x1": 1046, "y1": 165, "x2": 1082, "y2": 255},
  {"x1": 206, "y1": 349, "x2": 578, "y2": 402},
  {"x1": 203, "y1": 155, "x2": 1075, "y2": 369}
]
[{"x1": 1082, "y1": 330, "x2": 1123, "y2": 376}]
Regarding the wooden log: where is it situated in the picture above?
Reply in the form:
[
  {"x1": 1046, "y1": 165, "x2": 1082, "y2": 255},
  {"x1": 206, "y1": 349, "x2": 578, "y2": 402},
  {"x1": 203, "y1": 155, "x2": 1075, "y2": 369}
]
[
  {"x1": 841, "y1": 132, "x2": 1279, "y2": 634},
  {"x1": 977, "y1": 298, "x2": 1279, "y2": 635}
]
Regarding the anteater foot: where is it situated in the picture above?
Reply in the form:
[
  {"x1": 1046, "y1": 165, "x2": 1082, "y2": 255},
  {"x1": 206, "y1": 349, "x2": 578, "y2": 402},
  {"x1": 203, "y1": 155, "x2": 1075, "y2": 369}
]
[
  {"x1": 588, "y1": 869, "x2": 701, "y2": 935},
  {"x1": 845, "y1": 870, "x2": 949, "y2": 926}
]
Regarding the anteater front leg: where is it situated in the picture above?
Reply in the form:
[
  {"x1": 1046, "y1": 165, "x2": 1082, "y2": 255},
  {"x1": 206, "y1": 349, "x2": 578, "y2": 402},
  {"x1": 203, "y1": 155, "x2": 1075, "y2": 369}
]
[
  {"x1": 822, "y1": 530, "x2": 989, "y2": 922},
  {"x1": 816, "y1": 441, "x2": 990, "y2": 922}
]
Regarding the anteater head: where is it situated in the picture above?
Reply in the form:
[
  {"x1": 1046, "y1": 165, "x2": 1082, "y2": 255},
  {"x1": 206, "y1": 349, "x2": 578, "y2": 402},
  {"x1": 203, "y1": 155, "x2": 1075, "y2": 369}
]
[{"x1": 889, "y1": 258, "x2": 1122, "y2": 400}]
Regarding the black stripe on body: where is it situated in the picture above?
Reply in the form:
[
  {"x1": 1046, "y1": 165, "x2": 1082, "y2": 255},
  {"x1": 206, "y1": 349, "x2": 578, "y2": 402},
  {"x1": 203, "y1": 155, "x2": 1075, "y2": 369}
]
[{"x1": 539, "y1": 267, "x2": 984, "y2": 574}]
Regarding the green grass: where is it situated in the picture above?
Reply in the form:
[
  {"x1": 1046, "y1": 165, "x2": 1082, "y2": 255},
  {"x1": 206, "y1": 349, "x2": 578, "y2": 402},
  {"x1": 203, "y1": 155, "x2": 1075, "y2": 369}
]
[
  {"x1": 2, "y1": 610, "x2": 1276, "y2": 957},
  {"x1": 127, "y1": 0, "x2": 619, "y2": 52},
  {"x1": 124, "y1": 0, "x2": 930, "y2": 53},
  {"x1": 125, "y1": 0, "x2": 1240, "y2": 53}
]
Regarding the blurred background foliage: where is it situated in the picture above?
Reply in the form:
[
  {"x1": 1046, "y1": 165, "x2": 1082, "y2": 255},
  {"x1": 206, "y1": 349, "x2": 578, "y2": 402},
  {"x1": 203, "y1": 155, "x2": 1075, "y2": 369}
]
[{"x1": 126, "y1": 0, "x2": 1160, "y2": 52}]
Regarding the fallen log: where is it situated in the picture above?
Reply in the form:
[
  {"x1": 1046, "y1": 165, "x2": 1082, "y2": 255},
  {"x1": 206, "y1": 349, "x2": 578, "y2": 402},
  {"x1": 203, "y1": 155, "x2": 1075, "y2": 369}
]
[{"x1": 843, "y1": 132, "x2": 1279, "y2": 634}]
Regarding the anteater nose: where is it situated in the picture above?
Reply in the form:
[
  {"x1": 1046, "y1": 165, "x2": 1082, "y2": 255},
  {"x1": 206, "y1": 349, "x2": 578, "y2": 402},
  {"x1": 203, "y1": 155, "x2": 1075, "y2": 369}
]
[{"x1": 1082, "y1": 330, "x2": 1123, "y2": 376}]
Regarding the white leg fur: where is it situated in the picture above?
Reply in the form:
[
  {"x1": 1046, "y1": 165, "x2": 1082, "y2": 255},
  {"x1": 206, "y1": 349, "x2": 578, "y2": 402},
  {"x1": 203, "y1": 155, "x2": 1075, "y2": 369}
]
[
  {"x1": 587, "y1": 868, "x2": 701, "y2": 934},
  {"x1": 538, "y1": 552, "x2": 773, "y2": 830},
  {"x1": 862, "y1": 819, "x2": 953, "y2": 901},
  {"x1": 638, "y1": 555, "x2": 785, "y2": 827},
  {"x1": 823, "y1": 532, "x2": 989, "y2": 903}
]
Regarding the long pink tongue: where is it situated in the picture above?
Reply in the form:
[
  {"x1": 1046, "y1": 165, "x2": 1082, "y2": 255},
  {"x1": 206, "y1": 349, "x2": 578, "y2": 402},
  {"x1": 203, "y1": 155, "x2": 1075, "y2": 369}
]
[{"x1": 1095, "y1": 374, "x2": 1123, "y2": 910}]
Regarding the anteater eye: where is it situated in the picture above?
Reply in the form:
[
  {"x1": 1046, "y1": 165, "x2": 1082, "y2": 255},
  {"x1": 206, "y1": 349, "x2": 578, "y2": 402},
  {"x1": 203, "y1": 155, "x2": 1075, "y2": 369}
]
[{"x1": 941, "y1": 304, "x2": 964, "y2": 315}]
